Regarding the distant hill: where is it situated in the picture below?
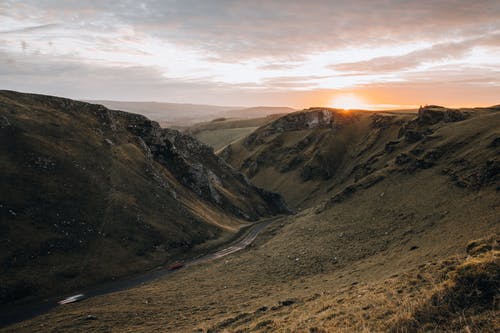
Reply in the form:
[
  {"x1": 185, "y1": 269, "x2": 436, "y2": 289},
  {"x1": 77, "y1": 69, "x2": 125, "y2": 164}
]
[
  {"x1": 85, "y1": 100, "x2": 238, "y2": 126},
  {"x1": 221, "y1": 106, "x2": 295, "y2": 119},
  {"x1": 183, "y1": 114, "x2": 285, "y2": 151},
  {"x1": 86, "y1": 101, "x2": 295, "y2": 127},
  {"x1": 0, "y1": 90, "x2": 289, "y2": 304}
]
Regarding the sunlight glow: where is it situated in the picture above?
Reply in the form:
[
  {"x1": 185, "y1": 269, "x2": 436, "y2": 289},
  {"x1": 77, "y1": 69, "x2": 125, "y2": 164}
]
[
  {"x1": 329, "y1": 94, "x2": 371, "y2": 110},
  {"x1": 1, "y1": 2, "x2": 499, "y2": 107}
]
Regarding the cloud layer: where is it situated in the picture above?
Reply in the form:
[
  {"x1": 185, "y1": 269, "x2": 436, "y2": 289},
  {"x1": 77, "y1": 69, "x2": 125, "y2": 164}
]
[{"x1": 1, "y1": 0, "x2": 499, "y2": 107}]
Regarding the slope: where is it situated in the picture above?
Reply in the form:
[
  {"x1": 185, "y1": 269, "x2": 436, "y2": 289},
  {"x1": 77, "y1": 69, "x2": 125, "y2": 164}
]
[
  {"x1": 183, "y1": 114, "x2": 284, "y2": 150},
  {"x1": 3, "y1": 104, "x2": 499, "y2": 332},
  {"x1": 221, "y1": 106, "x2": 499, "y2": 209},
  {"x1": 0, "y1": 90, "x2": 288, "y2": 305},
  {"x1": 221, "y1": 106, "x2": 295, "y2": 119},
  {"x1": 8, "y1": 140, "x2": 498, "y2": 332}
]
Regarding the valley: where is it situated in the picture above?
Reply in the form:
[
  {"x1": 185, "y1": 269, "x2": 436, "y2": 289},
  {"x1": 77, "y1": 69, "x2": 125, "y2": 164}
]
[
  {"x1": 183, "y1": 115, "x2": 285, "y2": 151},
  {"x1": 3, "y1": 1, "x2": 500, "y2": 331},
  {"x1": 1, "y1": 92, "x2": 498, "y2": 332},
  {"x1": 0, "y1": 90, "x2": 289, "y2": 311}
]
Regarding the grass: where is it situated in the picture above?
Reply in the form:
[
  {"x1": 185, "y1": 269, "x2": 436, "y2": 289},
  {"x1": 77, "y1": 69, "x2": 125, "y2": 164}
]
[
  {"x1": 221, "y1": 107, "x2": 499, "y2": 210},
  {"x1": 5, "y1": 170, "x2": 498, "y2": 332},
  {"x1": 194, "y1": 127, "x2": 259, "y2": 150},
  {"x1": 1, "y1": 101, "x2": 499, "y2": 331},
  {"x1": 184, "y1": 115, "x2": 282, "y2": 150},
  {"x1": 390, "y1": 237, "x2": 499, "y2": 333},
  {"x1": 0, "y1": 90, "x2": 284, "y2": 305}
]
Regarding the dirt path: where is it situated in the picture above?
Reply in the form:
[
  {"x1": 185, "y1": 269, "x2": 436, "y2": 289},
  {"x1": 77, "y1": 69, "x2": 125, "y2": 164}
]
[{"x1": 0, "y1": 217, "x2": 279, "y2": 328}]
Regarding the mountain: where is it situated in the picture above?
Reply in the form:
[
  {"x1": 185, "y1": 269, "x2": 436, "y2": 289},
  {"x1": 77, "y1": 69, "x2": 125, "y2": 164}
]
[
  {"x1": 220, "y1": 106, "x2": 499, "y2": 209},
  {"x1": 0, "y1": 90, "x2": 289, "y2": 304},
  {"x1": 3, "y1": 103, "x2": 499, "y2": 332}
]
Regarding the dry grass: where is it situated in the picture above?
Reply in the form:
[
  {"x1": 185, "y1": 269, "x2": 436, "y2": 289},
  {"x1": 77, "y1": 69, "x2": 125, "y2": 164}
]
[
  {"x1": 4, "y1": 169, "x2": 498, "y2": 332},
  {"x1": 2, "y1": 101, "x2": 499, "y2": 331},
  {"x1": 185, "y1": 115, "x2": 282, "y2": 150},
  {"x1": 0, "y1": 90, "x2": 282, "y2": 305},
  {"x1": 194, "y1": 127, "x2": 259, "y2": 150},
  {"x1": 390, "y1": 237, "x2": 499, "y2": 333}
]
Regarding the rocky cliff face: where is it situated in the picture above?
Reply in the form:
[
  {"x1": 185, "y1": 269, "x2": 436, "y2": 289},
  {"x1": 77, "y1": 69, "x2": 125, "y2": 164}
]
[
  {"x1": 122, "y1": 112, "x2": 290, "y2": 219},
  {"x1": 269, "y1": 108, "x2": 334, "y2": 130},
  {"x1": 221, "y1": 108, "x2": 358, "y2": 185},
  {"x1": 398, "y1": 105, "x2": 468, "y2": 143},
  {"x1": 220, "y1": 106, "x2": 499, "y2": 208},
  {"x1": 242, "y1": 108, "x2": 349, "y2": 147},
  {"x1": 0, "y1": 90, "x2": 289, "y2": 304}
]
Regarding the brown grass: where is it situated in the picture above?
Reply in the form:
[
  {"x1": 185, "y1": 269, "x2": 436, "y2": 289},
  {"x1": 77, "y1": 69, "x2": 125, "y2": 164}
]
[
  {"x1": 5, "y1": 170, "x2": 498, "y2": 332},
  {"x1": 2, "y1": 100, "x2": 499, "y2": 331},
  {"x1": 390, "y1": 237, "x2": 499, "y2": 333},
  {"x1": 0, "y1": 90, "x2": 279, "y2": 305}
]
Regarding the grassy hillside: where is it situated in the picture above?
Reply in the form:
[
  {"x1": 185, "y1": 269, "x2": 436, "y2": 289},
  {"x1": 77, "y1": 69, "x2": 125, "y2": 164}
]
[
  {"x1": 0, "y1": 90, "x2": 288, "y2": 305},
  {"x1": 221, "y1": 106, "x2": 499, "y2": 209},
  {"x1": 221, "y1": 106, "x2": 295, "y2": 119},
  {"x1": 8, "y1": 161, "x2": 498, "y2": 332},
  {"x1": 3, "y1": 104, "x2": 499, "y2": 332},
  {"x1": 183, "y1": 115, "x2": 283, "y2": 150}
]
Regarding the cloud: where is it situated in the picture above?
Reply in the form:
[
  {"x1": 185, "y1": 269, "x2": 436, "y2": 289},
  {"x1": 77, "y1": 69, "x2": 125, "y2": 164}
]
[
  {"x1": 333, "y1": 33, "x2": 500, "y2": 73},
  {"x1": 260, "y1": 78, "x2": 316, "y2": 89},
  {"x1": 350, "y1": 65, "x2": 500, "y2": 107},
  {"x1": 0, "y1": 0, "x2": 499, "y2": 107},
  {"x1": 258, "y1": 63, "x2": 300, "y2": 71},
  {"x1": 0, "y1": 50, "x2": 210, "y2": 100},
  {"x1": 0, "y1": 23, "x2": 60, "y2": 34},
  {"x1": 2, "y1": 0, "x2": 500, "y2": 60}
]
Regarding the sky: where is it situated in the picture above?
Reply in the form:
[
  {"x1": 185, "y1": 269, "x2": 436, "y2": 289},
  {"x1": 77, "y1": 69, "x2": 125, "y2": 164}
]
[{"x1": 1, "y1": 0, "x2": 499, "y2": 109}]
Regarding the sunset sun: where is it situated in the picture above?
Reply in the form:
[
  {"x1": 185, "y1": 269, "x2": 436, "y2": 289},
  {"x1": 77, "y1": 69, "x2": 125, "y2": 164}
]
[{"x1": 329, "y1": 94, "x2": 370, "y2": 110}]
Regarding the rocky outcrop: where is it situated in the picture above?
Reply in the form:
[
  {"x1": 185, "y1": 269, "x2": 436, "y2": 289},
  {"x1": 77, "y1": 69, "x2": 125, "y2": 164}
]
[
  {"x1": 222, "y1": 103, "x2": 499, "y2": 211},
  {"x1": 241, "y1": 108, "x2": 352, "y2": 149},
  {"x1": 121, "y1": 113, "x2": 291, "y2": 219},
  {"x1": 417, "y1": 105, "x2": 467, "y2": 125},
  {"x1": 398, "y1": 106, "x2": 468, "y2": 143},
  {"x1": 0, "y1": 90, "x2": 291, "y2": 304},
  {"x1": 300, "y1": 152, "x2": 338, "y2": 181},
  {"x1": 270, "y1": 108, "x2": 334, "y2": 131}
]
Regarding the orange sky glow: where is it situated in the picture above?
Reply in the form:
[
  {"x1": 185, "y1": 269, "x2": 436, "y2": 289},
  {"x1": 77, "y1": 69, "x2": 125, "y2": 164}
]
[{"x1": 1, "y1": 1, "x2": 499, "y2": 109}]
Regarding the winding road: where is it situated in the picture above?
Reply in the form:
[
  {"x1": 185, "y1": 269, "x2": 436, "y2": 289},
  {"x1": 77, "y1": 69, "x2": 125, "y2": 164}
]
[{"x1": 0, "y1": 217, "x2": 278, "y2": 328}]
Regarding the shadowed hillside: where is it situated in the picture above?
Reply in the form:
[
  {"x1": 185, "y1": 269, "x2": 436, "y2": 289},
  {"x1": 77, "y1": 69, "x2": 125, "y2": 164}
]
[
  {"x1": 2, "y1": 103, "x2": 498, "y2": 332},
  {"x1": 0, "y1": 90, "x2": 289, "y2": 305},
  {"x1": 221, "y1": 106, "x2": 499, "y2": 209}
]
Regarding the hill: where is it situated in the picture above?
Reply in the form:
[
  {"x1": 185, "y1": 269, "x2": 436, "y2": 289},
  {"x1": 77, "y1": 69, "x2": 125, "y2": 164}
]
[
  {"x1": 3, "y1": 104, "x2": 499, "y2": 332},
  {"x1": 221, "y1": 106, "x2": 295, "y2": 119},
  {"x1": 0, "y1": 91, "x2": 289, "y2": 305},
  {"x1": 182, "y1": 114, "x2": 284, "y2": 150},
  {"x1": 86, "y1": 102, "x2": 295, "y2": 127},
  {"x1": 220, "y1": 106, "x2": 499, "y2": 208},
  {"x1": 85, "y1": 100, "x2": 238, "y2": 127}
]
